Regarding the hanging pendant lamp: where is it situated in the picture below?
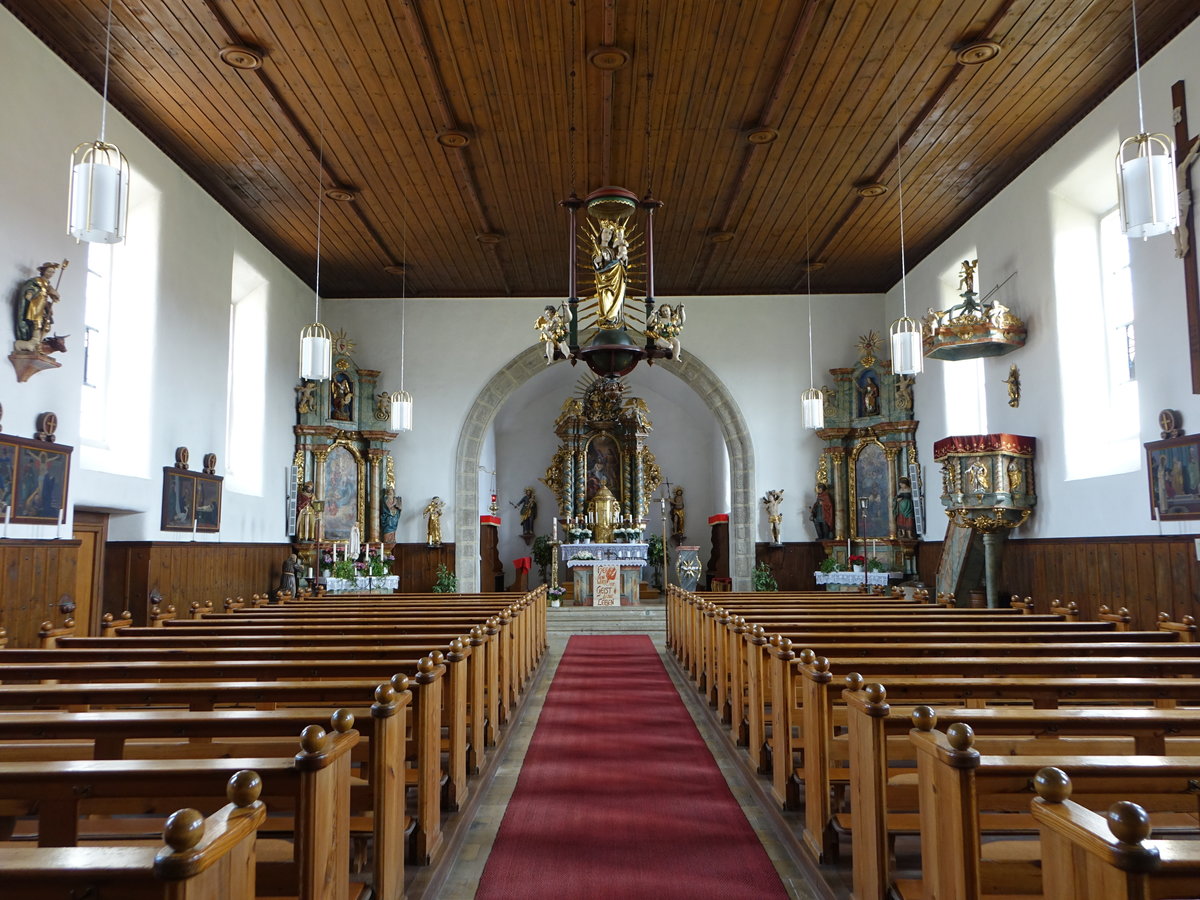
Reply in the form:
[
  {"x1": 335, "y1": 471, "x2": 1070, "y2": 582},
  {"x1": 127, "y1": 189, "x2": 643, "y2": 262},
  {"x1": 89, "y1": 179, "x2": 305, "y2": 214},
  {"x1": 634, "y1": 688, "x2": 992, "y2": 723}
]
[
  {"x1": 888, "y1": 83, "x2": 923, "y2": 376},
  {"x1": 389, "y1": 211, "x2": 414, "y2": 431},
  {"x1": 1115, "y1": 0, "x2": 1178, "y2": 240},
  {"x1": 67, "y1": 0, "x2": 129, "y2": 244},
  {"x1": 298, "y1": 141, "x2": 332, "y2": 381},
  {"x1": 801, "y1": 205, "x2": 824, "y2": 429}
]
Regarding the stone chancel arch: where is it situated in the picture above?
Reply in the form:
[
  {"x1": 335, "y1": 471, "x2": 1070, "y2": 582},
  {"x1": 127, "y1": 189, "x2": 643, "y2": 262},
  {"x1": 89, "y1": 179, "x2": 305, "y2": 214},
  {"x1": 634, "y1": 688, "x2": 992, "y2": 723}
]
[{"x1": 454, "y1": 345, "x2": 755, "y2": 591}]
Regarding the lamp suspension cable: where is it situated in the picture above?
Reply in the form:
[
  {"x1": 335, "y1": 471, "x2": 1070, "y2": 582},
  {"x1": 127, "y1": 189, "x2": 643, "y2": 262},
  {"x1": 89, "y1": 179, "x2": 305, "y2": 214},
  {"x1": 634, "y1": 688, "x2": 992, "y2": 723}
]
[
  {"x1": 801, "y1": 191, "x2": 823, "y2": 429},
  {"x1": 1115, "y1": 0, "x2": 1178, "y2": 239},
  {"x1": 389, "y1": 186, "x2": 413, "y2": 431},
  {"x1": 299, "y1": 127, "x2": 332, "y2": 380},
  {"x1": 888, "y1": 65, "x2": 923, "y2": 376},
  {"x1": 67, "y1": 0, "x2": 130, "y2": 244}
]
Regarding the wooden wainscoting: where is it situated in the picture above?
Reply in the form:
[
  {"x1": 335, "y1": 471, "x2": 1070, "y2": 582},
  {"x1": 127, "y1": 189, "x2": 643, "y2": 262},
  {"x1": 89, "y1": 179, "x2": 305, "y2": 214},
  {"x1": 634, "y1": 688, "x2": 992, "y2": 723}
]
[
  {"x1": 0, "y1": 540, "x2": 81, "y2": 648},
  {"x1": 917, "y1": 535, "x2": 1200, "y2": 630},
  {"x1": 754, "y1": 543, "x2": 826, "y2": 591},
  {"x1": 391, "y1": 543, "x2": 456, "y2": 593},
  {"x1": 104, "y1": 542, "x2": 291, "y2": 625}
]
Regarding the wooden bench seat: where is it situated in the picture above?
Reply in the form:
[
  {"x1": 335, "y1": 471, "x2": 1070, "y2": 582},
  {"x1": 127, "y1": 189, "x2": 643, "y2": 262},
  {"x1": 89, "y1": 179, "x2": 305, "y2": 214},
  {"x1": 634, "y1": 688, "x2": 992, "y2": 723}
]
[
  {"x1": 0, "y1": 725, "x2": 357, "y2": 900},
  {"x1": 0, "y1": 772, "x2": 266, "y2": 900}
]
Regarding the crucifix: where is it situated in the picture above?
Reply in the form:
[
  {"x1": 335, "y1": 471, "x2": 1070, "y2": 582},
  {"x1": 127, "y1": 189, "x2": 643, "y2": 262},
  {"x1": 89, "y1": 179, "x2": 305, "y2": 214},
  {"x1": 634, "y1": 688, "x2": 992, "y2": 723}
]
[{"x1": 1172, "y1": 80, "x2": 1200, "y2": 393}]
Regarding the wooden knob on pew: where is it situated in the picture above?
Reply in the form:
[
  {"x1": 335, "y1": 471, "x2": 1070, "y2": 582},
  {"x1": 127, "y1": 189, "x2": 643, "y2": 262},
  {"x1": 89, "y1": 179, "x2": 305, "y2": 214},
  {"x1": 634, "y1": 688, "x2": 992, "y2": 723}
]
[
  {"x1": 1108, "y1": 801, "x2": 1153, "y2": 846},
  {"x1": 390, "y1": 673, "x2": 411, "y2": 693},
  {"x1": 299, "y1": 724, "x2": 328, "y2": 754},
  {"x1": 1033, "y1": 766, "x2": 1072, "y2": 803},
  {"x1": 429, "y1": 650, "x2": 446, "y2": 667},
  {"x1": 417, "y1": 657, "x2": 439, "y2": 681},
  {"x1": 768, "y1": 633, "x2": 781, "y2": 648},
  {"x1": 450, "y1": 638, "x2": 467, "y2": 654},
  {"x1": 1099, "y1": 604, "x2": 1111, "y2": 615},
  {"x1": 121, "y1": 610, "x2": 131, "y2": 619},
  {"x1": 1159, "y1": 611, "x2": 1170, "y2": 622},
  {"x1": 846, "y1": 672, "x2": 864, "y2": 691},
  {"x1": 864, "y1": 683, "x2": 887, "y2": 705},
  {"x1": 1067, "y1": 601, "x2": 1078, "y2": 613},
  {"x1": 912, "y1": 706, "x2": 937, "y2": 731},
  {"x1": 1185, "y1": 616, "x2": 1196, "y2": 627},
  {"x1": 777, "y1": 637, "x2": 793, "y2": 655},
  {"x1": 330, "y1": 709, "x2": 355, "y2": 733},
  {"x1": 163, "y1": 808, "x2": 206, "y2": 852},
  {"x1": 226, "y1": 769, "x2": 262, "y2": 807},
  {"x1": 1011, "y1": 594, "x2": 1020, "y2": 605},
  {"x1": 751, "y1": 625, "x2": 766, "y2": 640},
  {"x1": 102, "y1": 612, "x2": 113, "y2": 624},
  {"x1": 798, "y1": 648, "x2": 816, "y2": 665},
  {"x1": 375, "y1": 683, "x2": 397, "y2": 706},
  {"x1": 946, "y1": 722, "x2": 975, "y2": 751},
  {"x1": 1119, "y1": 607, "x2": 1129, "y2": 618},
  {"x1": 38, "y1": 621, "x2": 53, "y2": 634},
  {"x1": 812, "y1": 656, "x2": 831, "y2": 674}
]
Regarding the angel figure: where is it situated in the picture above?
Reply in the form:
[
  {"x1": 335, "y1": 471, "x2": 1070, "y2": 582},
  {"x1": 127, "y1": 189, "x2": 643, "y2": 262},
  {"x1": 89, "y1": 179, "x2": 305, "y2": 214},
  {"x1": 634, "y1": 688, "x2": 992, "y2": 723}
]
[
  {"x1": 535, "y1": 303, "x2": 571, "y2": 365},
  {"x1": 646, "y1": 302, "x2": 686, "y2": 359},
  {"x1": 295, "y1": 381, "x2": 317, "y2": 415}
]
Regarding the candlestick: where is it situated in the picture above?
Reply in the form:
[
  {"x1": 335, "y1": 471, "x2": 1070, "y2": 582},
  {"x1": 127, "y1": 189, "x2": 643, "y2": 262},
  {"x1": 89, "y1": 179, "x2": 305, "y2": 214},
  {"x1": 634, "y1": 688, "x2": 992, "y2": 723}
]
[
  {"x1": 553, "y1": 518, "x2": 558, "y2": 541},
  {"x1": 1, "y1": 504, "x2": 8, "y2": 539}
]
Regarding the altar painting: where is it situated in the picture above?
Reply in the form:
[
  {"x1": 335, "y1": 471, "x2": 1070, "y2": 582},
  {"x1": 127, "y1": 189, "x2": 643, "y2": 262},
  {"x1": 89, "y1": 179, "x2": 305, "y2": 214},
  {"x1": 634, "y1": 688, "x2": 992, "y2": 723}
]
[
  {"x1": 323, "y1": 444, "x2": 360, "y2": 538},
  {"x1": 852, "y1": 441, "x2": 890, "y2": 537},
  {"x1": 1146, "y1": 434, "x2": 1200, "y2": 521},
  {"x1": 586, "y1": 434, "x2": 621, "y2": 500},
  {"x1": 14, "y1": 444, "x2": 69, "y2": 522}
]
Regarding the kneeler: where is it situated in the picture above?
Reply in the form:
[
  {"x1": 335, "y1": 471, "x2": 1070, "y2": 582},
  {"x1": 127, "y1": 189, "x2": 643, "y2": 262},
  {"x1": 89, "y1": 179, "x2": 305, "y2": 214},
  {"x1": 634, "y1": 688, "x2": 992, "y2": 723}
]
[{"x1": 508, "y1": 556, "x2": 531, "y2": 592}]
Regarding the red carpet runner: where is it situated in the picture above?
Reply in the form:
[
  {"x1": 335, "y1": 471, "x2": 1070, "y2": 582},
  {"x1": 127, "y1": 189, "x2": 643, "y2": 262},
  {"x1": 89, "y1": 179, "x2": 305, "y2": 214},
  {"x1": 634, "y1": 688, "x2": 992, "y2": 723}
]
[{"x1": 476, "y1": 635, "x2": 788, "y2": 899}]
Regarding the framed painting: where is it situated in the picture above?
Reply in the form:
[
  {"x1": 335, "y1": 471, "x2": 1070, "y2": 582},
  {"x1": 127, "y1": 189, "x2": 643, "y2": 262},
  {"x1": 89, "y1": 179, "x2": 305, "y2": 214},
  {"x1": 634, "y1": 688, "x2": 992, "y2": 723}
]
[
  {"x1": 585, "y1": 433, "x2": 621, "y2": 500},
  {"x1": 849, "y1": 438, "x2": 890, "y2": 538},
  {"x1": 322, "y1": 442, "x2": 363, "y2": 539},
  {"x1": 1145, "y1": 434, "x2": 1200, "y2": 521},
  {"x1": 193, "y1": 472, "x2": 223, "y2": 532},
  {"x1": 161, "y1": 468, "x2": 196, "y2": 531},
  {"x1": 11, "y1": 438, "x2": 71, "y2": 524}
]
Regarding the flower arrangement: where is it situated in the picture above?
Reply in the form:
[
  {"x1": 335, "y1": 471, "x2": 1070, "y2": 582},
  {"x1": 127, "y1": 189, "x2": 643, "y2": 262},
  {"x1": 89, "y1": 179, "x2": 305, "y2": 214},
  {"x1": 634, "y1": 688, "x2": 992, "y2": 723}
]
[
  {"x1": 366, "y1": 548, "x2": 393, "y2": 577},
  {"x1": 547, "y1": 585, "x2": 566, "y2": 599},
  {"x1": 571, "y1": 550, "x2": 596, "y2": 561},
  {"x1": 331, "y1": 558, "x2": 357, "y2": 580},
  {"x1": 848, "y1": 554, "x2": 867, "y2": 567}
]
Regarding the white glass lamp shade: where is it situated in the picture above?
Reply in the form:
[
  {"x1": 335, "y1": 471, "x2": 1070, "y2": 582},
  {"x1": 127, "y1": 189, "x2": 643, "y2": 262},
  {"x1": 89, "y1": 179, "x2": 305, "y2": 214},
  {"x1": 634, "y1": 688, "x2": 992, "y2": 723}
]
[
  {"x1": 801, "y1": 387, "x2": 824, "y2": 429},
  {"x1": 67, "y1": 141, "x2": 129, "y2": 244},
  {"x1": 890, "y1": 315, "x2": 924, "y2": 375},
  {"x1": 1117, "y1": 133, "x2": 1179, "y2": 239},
  {"x1": 299, "y1": 323, "x2": 332, "y2": 381},
  {"x1": 389, "y1": 390, "x2": 413, "y2": 432}
]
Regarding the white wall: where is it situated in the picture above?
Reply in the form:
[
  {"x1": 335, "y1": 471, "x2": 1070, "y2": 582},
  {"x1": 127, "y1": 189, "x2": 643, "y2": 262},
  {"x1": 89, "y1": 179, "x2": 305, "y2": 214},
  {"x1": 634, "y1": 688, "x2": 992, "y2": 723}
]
[
  {"x1": 885, "y1": 16, "x2": 1200, "y2": 539},
  {"x1": 0, "y1": 8, "x2": 311, "y2": 541}
]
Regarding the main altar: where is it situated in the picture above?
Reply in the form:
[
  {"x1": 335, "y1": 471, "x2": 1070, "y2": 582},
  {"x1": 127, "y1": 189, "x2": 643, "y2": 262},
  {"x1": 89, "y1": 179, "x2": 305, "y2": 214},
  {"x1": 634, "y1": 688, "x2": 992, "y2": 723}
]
[{"x1": 563, "y1": 542, "x2": 648, "y2": 606}]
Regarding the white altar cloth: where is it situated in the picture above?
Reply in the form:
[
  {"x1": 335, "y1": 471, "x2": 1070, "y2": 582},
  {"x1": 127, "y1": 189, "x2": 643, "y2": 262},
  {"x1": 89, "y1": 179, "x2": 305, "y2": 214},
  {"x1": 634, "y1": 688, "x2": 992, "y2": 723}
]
[{"x1": 814, "y1": 571, "x2": 894, "y2": 587}]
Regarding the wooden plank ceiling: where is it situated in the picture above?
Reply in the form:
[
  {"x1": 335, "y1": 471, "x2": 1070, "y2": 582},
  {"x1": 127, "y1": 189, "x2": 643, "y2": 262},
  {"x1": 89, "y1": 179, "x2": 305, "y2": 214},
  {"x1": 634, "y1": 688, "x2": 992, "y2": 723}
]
[{"x1": 5, "y1": 0, "x2": 1196, "y2": 298}]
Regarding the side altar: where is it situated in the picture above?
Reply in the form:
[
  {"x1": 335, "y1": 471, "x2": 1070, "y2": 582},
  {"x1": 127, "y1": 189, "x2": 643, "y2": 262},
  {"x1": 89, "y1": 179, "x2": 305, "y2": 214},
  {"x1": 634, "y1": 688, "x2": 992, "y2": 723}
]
[{"x1": 563, "y1": 542, "x2": 648, "y2": 606}]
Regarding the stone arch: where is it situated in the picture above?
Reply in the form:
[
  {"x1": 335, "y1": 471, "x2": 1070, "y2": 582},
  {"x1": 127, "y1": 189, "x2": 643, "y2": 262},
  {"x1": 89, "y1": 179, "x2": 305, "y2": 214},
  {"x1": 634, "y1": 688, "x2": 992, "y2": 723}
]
[{"x1": 454, "y1": 345, "x2": 756, "y2": 591}]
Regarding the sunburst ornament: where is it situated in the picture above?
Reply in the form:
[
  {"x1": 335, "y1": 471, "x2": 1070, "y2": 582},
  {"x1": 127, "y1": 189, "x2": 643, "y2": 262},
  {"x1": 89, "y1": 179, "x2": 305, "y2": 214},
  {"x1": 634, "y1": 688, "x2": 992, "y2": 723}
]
[
  {"x1": 856, "y1": 331, "x2": 881, "y2": 368},
  {"x1": 330, "y1": 330, "x2": 356, "y2": 356}
]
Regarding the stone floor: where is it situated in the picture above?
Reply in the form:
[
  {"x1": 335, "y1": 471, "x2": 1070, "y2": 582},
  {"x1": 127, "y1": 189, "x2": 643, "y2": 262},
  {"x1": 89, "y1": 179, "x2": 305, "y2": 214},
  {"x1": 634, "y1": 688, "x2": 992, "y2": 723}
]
[{"x1": 424, "y1": 606, "x2": 824, "y2": 900}]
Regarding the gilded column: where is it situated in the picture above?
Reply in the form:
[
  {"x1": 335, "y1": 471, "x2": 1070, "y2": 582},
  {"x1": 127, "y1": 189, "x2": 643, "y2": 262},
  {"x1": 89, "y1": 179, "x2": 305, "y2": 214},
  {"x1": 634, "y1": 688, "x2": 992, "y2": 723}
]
[
  {"x1": 367, "y1": 449, "x2": 385, "y2": 542},
  {"x1": 829, "y1": 448, "x2": 848, "y2": 540},
  {"x1": 884, "y1": 445, "x2": 900, "y2": 539}
]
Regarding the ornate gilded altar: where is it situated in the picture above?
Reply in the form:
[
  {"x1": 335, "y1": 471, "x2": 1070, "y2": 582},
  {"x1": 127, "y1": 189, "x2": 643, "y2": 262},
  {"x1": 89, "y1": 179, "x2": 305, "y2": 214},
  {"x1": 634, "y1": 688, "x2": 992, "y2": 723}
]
[
  {"x1": 540, "y1": 377, "x2": 663, "y2": 527},
  {"x1": 933, "y1": 433, "x2": 1037, "y2": 607},
  {"x1": 815, "y1": 333, "x2": 921, "y2": 573},
  {"x1": 291, "y1": 331, "x2": 400, "y2": 566}
]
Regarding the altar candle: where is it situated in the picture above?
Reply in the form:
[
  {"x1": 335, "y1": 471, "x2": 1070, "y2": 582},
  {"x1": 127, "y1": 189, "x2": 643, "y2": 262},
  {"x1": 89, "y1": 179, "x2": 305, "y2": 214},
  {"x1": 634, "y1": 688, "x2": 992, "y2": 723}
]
[
  {"x1": 553, "y1": 518, "x2": 558, "y2": 541},
  {"x1": 58, "y1": 507, "x2": 67, "y2": 540}
]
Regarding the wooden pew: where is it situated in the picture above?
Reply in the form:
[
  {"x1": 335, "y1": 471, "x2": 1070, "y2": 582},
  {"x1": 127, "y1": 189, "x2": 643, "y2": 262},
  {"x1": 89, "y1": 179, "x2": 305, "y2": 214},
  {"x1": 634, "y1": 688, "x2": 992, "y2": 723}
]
[
  {"x1": 0, "y1": 669, "x2": 446, "y2": 873},
  {"x1": 843, "y1": 686, "x2": 1200, "y2": 900},
  {"x1": 0, "y1": 770, "x2": 266, "y2": 900},
  {"x1": 1032, "y1": 768, "x2": 1200, "y2": 900},
  {"x1": 0, "y1": 724, "x2": 359, "y2": 900},
  {"x1": 910, "y1": 723, "x2": 1200, "y2": 900}
]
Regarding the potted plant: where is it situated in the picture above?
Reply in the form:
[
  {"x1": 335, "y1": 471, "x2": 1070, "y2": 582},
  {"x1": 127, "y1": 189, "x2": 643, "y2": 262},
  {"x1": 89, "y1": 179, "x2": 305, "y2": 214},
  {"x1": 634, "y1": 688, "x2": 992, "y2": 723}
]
[
  {"x1": 848, "y1": 554, "x2": 867, "y2": 573},
  {"x1": 531, "y1": 534, "x2": 553, "y2": 585},
  {"x1": 646, "y1": 533, "x2": 665, "y2": 588},
  {"x1": 866, "y1": 557, "x2": 886, "y2": 573},
  {"x1": 432, "y1": 563, "x2": 458, "y2": 593},
  {"x1": 819, "y1": 555, "x2": 843, "y2": 574},
  {"x1": 753, "y1": 561, "x2": 778, "y2": 592},
  {"x1": 547, "y1": 585, "x2": 566, "y2": 607}
]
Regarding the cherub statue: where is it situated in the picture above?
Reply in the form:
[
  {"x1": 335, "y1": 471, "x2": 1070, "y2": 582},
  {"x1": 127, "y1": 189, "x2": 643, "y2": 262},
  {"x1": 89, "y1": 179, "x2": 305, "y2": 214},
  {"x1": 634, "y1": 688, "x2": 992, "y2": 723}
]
[
  {"x1": 535, "y1": 302, "x2": 571, "y2": 365},
  {"x1": 958, "y1": 259, "x2": 978, "y2": 293},
  {"x1": 295, "y1": 381, "x2": 317, "y2": 415},
  {"x1": 646, "y1": 302, "x2": 686, "y2": 360}
]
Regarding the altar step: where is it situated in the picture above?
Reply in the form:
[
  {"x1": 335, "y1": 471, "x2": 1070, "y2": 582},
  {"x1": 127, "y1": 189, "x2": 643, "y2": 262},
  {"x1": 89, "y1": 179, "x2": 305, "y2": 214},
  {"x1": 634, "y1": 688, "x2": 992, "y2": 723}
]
[{"x1": 547, "y1": 605, "x2": 665, "y2": 636}]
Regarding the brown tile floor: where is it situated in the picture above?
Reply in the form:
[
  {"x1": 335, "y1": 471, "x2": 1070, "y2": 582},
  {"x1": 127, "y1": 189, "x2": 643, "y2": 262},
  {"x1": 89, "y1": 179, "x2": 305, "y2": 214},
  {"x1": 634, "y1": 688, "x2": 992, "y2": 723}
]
[{"x1": 432, "y1": 607, "x2": 821, "y2": 899}]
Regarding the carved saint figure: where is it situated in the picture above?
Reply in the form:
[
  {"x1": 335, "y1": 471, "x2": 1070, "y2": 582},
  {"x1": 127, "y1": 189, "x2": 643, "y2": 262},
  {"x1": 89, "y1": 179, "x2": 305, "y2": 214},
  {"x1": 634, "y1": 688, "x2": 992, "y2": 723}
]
[
  {"x1": 380, "y1": 487, "x2": 402, "y2": 543},
  {"x1": 670, "y1": 486, "x2": 686, "y2": 539},
  {"x1": 278, "y1": 553, "x2": 300, "y2": 598},
  {"x1": 1007, "y1": 460, "x2": 1024, "y2": 495},
  {"x1": 967, "y1": 459, "x2": 991, "y2": 494},
  {"x1": 424, "y1": 496, "x2": 445, "y2": 547},
  {"x1": 810, "y1": 482, "x2": 834, "y2": 540},
  {"x1": 958, "y1": 258, "x2": 978, "y2": 293},
  {"x1": 295, "y1": 381, "x2": 317, "y2": 415},
  {"x1": 331, "y1": 372, "x2": 354, "y2": 422},
  {"x1": 896, "y1": 375, "x2": 914, "y2": 411},
  {"x1": 860, "y1": 377, "x2": 880, "y2": 417},
  {"x1": 646, "y1": 303, "x2": 686, "y2": 360},
  {"x1": 295, "y1": 481, "x2": 318, "y2": 542},
  {"x1": 762, "y1": 489, "x2": 785, "y2": 545},
  {"x1": 515, "y1": 487, "x2": 537, "y2": 538},
  {"x1": 894, "y1": 477, "x2": 915, "y2": 539},
  {"x1": 535, "y1": 302, "x2": 571, "y2": 365},
  {"x1": 1003, "y1": 364, "x2": 1021, "y2": 407},
  {"x1": 14, "y1": 261, "x2": 66, "y2": 351},
  {"x1": 591, "y1": 219, "x2": 629, "y2": 326}
]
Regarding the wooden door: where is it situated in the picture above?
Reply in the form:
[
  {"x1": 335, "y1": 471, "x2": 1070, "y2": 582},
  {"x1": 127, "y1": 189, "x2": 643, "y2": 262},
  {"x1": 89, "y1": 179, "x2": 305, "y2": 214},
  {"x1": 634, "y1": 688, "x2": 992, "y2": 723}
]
[{"x1": 72, "y1": 512, "x2": 108, "y2": 636}]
